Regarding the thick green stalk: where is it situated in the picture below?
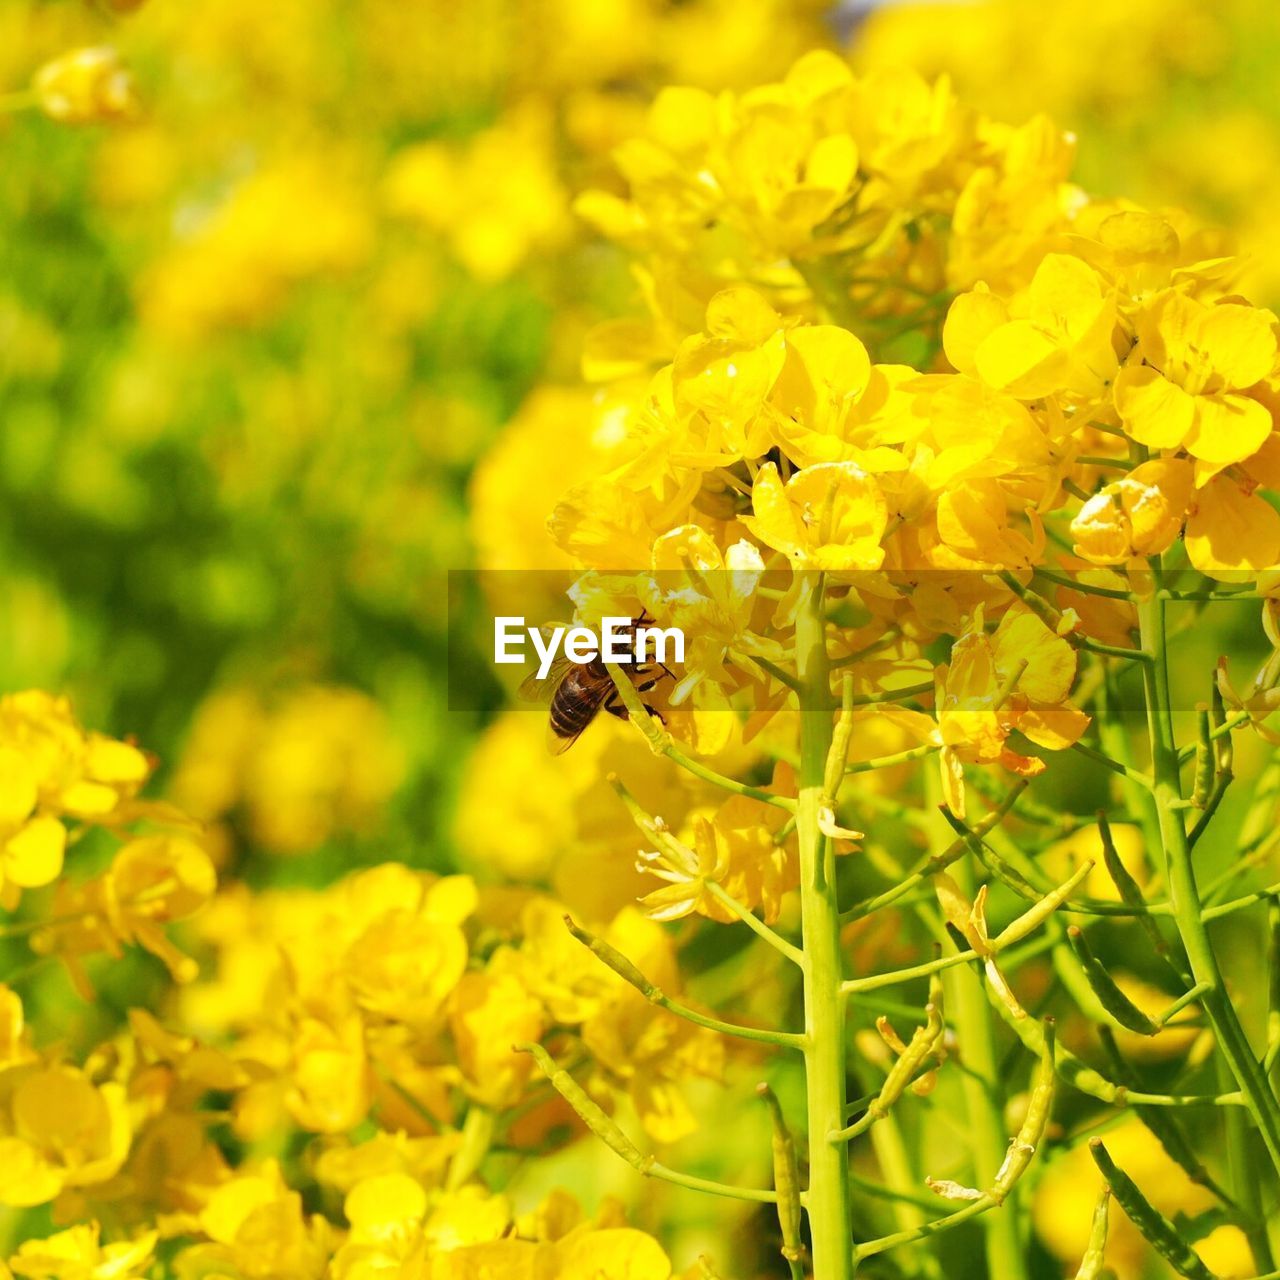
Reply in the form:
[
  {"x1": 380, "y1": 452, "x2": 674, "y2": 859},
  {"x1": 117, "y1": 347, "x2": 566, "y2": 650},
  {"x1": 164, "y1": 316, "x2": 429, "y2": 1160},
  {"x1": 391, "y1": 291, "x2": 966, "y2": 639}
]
[
  {"x1": 795, "y1": 573, "x2": 856, "y2": 1280},
  {"x1": 1135, "y1": 575, "x2": 1280, "y2": 1190}
]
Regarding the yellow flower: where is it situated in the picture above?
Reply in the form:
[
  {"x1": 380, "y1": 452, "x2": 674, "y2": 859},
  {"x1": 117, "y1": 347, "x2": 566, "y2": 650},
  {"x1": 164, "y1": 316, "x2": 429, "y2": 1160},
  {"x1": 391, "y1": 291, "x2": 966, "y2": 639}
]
[
  {"x1": 1070, "y1": 457, "x2": 1193, "y2": 563},
  {"x1": 7, "y1": 1225, "x2": 155, "y2": 1280},
  {"x1": 665, "y1": 288, "x2": 787, "y2": 464},
  {"x1": 0, "y1": 746, "x2": 65, "y2": 906},
  {"x1": 887, "y1": 607, "x2": 1088, "y2": 815},
  {"x1": 1115, "y1": 291, "x2": 1277, "y2": 469},
  {"x1": 330, "y1": 1173, "x2": 428, "y2": 1279},
  {"x1": 637, "y1": 790, "x2": 797, "y2": 925},
  {"x1": 0, "y1": 690, "x2": 151, "y2": 825},
  {"x1": 581, "y1": 910, "x2": 725, "y2": 1142},
  {"x1": 449, "y1": 968, "x2": 544, "y2": 1109},
  {"x1": 170, "y1": 685, "x2": 404, "y2": 857},
  {"x1": 386, "y1": 103, "x2": 570, "y2": 281},
  {"x1": 554, "y1": 1229, "x2": 672, "y2": 1280},
  {"x1": 946, "y1": 253, "x2": 1118, "y2": 402},
  {"x1": 766, "y1": 326, "x2": 909, "y2": 470},
  {"x1": 930, "y1": 477, "x2": 1046, "y2": 570},
  {"x1": 1185, "y1": 473, "x2": 1280, "y2": 579},
  {"x1": 581, "y1": 51, "x2": 859, "y2": 264},
  {"x1": 33, "y1": 48, "x2": 138, "y2": 125},
  {"x1": 0, "y1": 1064, "x2": 131, "y2": 1207},
  {"x1": 185, "y1": 1161, "x2": 332, "y2": 1280},
  {"x1": 34, "y1": 834, "x2": 216, "y2": 992},
  {"x1": 645, "y1": 525, "x2": 773, "y2": 708},
  {"x1": 742, "y1": 461, "x2": 888, "y2": 572}
]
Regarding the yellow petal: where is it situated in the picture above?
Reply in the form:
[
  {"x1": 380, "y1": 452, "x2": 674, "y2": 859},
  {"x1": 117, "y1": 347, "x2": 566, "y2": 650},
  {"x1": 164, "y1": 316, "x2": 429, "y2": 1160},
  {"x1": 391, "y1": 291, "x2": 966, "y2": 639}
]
[
  {"x1": 1194, "y1": 302, "x2": 1277, "y2": 389},
  {"x1": 1184, "y1": 393, "x2": 1273, "y2": 467},
  {"x1": 4, "y1": 817, "x2": 66, "y2": 889},
  {"x1": 558, "y1": 1230, "x2": 672, "y2": 1280},
  {"x1": 0, "y1": 1137, "x2": 61, "y2": 1206},
  {"x1": 974, "y1": 320, "x2": 1067, "y2": 399},
  {"x1": 84, "y1": 734, "x2": 149, "y2": 785},
  {"x1": 943, "y1": 288, "x2": 1008, "y2": 377},
  {"x1": 1113, "y1": 366, "x2": 1195, "y2": 450},
  {"x1": 647, "y1": 86, "x2": 716, "y2": 153},
  {"x1": 1026, "y1": 253, "x2": 1107, "y2": 342},
  {"x1": 784, "y1": 48, "x2": 854, "y2": 105},
  {"x1": 992, "y1": 610, "x2": 1077, "y2": 704},
  {"x1": 742, "y1": 462, "x2": 803, "y2": 558},
  {"x1": 1186, "y1": 477, "x2": 1280, "y2": 579},
  {"x1": 804, "y1": 133, "x2": 858, "y2": 193},
  {"x1": 703, "y1": 286, "x2": 782, "y2": 347},
  {"x1": 345, "y1": 1173, "x2": 427, "y2": 1233},
  {"x1": 1016, "y1": 703, "x2": 1090, "y2": 750}
]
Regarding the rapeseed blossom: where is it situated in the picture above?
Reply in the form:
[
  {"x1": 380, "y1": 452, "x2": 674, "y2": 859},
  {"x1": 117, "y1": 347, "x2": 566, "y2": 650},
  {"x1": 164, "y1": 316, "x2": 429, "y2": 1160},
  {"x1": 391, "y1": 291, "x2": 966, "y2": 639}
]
[{"x1": 8, "y1": 5, "x2": 1280, "y2": 1278}]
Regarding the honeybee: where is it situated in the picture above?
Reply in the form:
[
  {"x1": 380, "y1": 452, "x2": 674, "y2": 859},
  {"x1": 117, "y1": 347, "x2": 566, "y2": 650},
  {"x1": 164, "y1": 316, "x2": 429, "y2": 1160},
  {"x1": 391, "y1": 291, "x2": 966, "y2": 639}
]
[{"x1": 518, "y1": 614, "x2": 672, "y2": 754}]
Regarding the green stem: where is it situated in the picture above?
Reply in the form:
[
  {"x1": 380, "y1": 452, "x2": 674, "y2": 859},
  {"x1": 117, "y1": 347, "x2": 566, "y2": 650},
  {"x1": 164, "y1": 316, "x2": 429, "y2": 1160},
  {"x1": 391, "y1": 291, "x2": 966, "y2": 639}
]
[
  {"x1": 795, "y1": 572, "x2": 856, "y2": 1280},
  {"x1": 939, "y1": 840, "x2": 1027, "y2": 1280},
  {"x1": 1219, "y1": 1053, "x2": 1276, "y2": 1270},
  {"x1": 869, "y1": 1116, "x2": 945, "y2": 1280},
  {"x1": 1135, "y1": 571, "x2": 1280, "y2": 1196}
]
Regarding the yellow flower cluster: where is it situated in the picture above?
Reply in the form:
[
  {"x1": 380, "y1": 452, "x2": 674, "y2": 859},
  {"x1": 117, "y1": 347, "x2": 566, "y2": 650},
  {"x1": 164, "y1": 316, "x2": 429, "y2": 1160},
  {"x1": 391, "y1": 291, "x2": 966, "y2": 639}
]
[
  {"x1": 0, "y1": 693, "x2": 711, "y2": 1275},
  {"x1": 10, "y1": 3, "x2": 1280, "y2": 1276},
  {"x1": 169, "y1": 684, "x2": 405, "y2": 859},
  {"x1": 180, "y1": 866, "x2": 723, "y2": 1145},
  {"x1": 471, "y1": 41, "x2": 1280, "y2": 1280},
  {"x1": 489, "y1": 49, "x2": 1280, "y2": 821}
]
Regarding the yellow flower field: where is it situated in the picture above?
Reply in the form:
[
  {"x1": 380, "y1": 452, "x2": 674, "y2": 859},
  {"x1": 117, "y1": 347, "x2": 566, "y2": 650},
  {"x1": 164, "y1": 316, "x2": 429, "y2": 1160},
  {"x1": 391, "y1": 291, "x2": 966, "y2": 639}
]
[{"x1": 3, "y1": 2, "x2": 1280, "y2": 1277}]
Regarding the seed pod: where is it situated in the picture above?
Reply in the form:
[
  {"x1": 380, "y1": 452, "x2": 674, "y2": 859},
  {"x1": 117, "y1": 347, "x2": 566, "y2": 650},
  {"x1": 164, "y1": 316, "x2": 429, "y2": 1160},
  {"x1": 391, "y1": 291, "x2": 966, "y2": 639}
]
[
  {"x1": 1209, "y1": 680, "x2": 1233, "y2": 776},
  {"x1": 757, "y1": 1084, "x2": 804, "y2": 1264},
  {"x1": 564, "y1": 916, "x2": 660, "y2": 1000},
  {"x1": 1072, "y1": 1187, "x2": 1111, "y2": 1280},
  {"x1": 1191, "y1": 705, "x2": 1214, "y2": 809},
  {"x1": 1097, "y1": 1028, "x2": 1231, "y2": 1203},
  {"x1": 822, "y1": 675, "x2": 855, "y2": 803},
  {"x1": 869, "y1": 1001, "x2": 944, "y2": 1120},
  {"x1": 993, "y1": 859, "x2": 1094, "y2": 951},
  {"x1": 1097, "y1": 813, "x2": 1172, "y2": 965},
  {"x1": 610, "y1": 774, "x2": 692, "y2": 863},
  {"x1": 992, "y1": 1019, "x2": 1055, "y2": 1204},
  {"x1": 1089, "y1": 1140, "x2": 1216, "y2": 1279},
  {"x1": 939, "y1": 806, "x2": 1040, "y2": 901},
  {"x1": 988, "y1": 983, "x2": 1126, "y2": 1106},
  {"x1": 1067, "y1": 926, "x2": 1159, "y2": 1035},
  {"x1": 516, "y1": 1042, "x2": 651, "y2": 1172}
]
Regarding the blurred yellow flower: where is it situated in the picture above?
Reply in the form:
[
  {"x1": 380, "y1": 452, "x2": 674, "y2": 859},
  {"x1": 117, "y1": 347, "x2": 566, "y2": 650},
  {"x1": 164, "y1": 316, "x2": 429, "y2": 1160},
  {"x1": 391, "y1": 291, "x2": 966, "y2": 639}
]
[
  {"x1": 170, "y1": 685, "x2": 404, "y2": 857},
  {"x1": 6, "y1": 1225, "x2": 155, "y2": 1280},
  {"x1": 0, "y1": 1063, "x2": 131, "y2": 1207},
  {"x1": 33, "y1": 47, "x2": 138, "y2": 124}
]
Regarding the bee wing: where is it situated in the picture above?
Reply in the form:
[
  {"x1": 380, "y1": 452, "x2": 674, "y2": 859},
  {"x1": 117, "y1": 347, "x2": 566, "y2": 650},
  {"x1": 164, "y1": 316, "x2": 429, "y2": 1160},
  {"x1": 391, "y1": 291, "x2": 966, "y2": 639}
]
[
  {"x1": 517, "y1": 654, "x2": 574, "y2": 705},
  {"x1": 546, "y1": 718, "x2": 588, "y2": 755},
  {"x1": 517, "y1": 625, "x2": 572, "y2": 703}
]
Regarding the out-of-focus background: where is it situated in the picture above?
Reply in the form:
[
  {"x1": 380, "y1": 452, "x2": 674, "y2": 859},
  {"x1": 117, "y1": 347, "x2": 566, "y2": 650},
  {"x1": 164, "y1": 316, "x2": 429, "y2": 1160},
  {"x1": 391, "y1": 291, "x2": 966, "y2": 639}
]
[
  {"x1": 3, "y1": 0, "x2": 1280, "y2": 1272},
  {"x1": 6, "y1": 0, "x2": 1279, "y2": 880}
]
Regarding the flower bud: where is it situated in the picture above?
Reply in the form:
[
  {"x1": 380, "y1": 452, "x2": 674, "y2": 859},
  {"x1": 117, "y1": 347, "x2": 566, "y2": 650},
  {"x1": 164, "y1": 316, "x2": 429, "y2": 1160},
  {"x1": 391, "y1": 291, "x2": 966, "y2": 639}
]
[
  {"x1": 34, "y1": 47, "x2": 139, "y2": 125},
  {"x1": 1071, "y1": 458, "x2": 1192, "y2": 564}
]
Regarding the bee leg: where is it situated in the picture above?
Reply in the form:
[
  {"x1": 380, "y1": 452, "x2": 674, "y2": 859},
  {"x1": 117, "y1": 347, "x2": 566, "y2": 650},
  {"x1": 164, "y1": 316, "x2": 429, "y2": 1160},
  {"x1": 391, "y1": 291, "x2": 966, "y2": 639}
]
[
  {"x1": 603, "y1": 691, "x2": 631, "y2": 721},
  {"x1": 642, "y1": 702, "x2": 667, "y2": 726}
]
